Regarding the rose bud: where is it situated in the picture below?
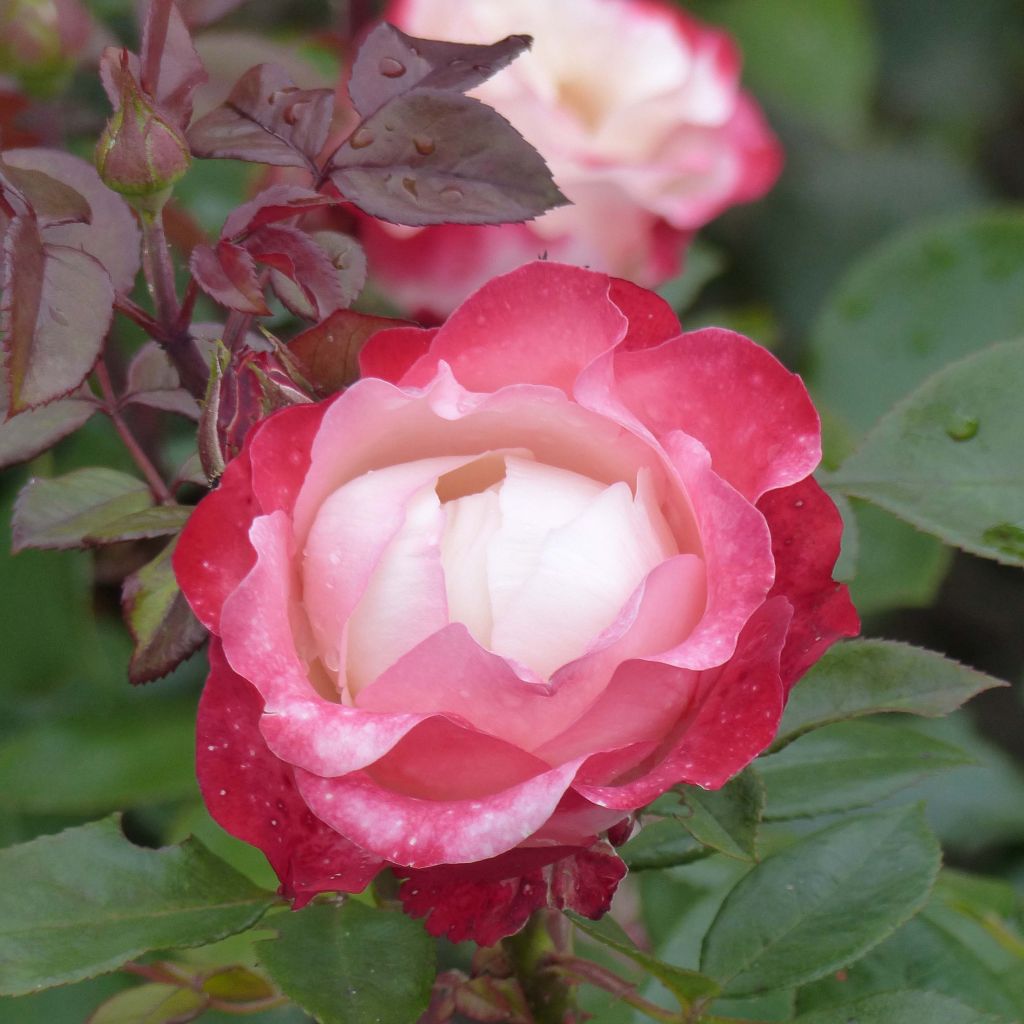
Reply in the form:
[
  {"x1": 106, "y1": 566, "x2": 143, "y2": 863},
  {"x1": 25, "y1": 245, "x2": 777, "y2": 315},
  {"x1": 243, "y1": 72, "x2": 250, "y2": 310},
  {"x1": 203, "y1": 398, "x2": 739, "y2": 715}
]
[
  {"x1": 175, "y1": 262, "x2": 858, "y2": 945},
  {"x1": 357, "y1": 0, "x2": 782, "y2": 318},
  {"x1": 95, "y1": 66, "x2": 191, "y2": 212}
]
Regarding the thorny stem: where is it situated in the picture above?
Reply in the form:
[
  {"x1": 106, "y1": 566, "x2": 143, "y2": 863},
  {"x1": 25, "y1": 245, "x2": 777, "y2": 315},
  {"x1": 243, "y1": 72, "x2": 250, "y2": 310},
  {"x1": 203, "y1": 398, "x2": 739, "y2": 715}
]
[
  {"x1": 545, "y1": 955, "x2": 682, "y2": 1024},
  {"x1": 114, "y1": 294, "x2": 166, "y2": 340},
  {"x1": 505, "y1": 910, "x2": 577, "y2": 1024},
  {"x1": 176, "y1": 276, "x2": 199, "y2": 334},
  {"x1": 95, "y1": 361, "x2": 174, "y2": 504}
]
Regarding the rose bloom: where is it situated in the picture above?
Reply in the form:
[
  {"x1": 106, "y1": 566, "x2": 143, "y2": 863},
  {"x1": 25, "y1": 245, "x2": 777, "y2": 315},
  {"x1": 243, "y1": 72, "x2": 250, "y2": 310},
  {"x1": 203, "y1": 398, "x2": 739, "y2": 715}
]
[
  {"x1": 357, "y1": 0, "x2": 782, "y2": 318},
  {"x1": 175, "y1": 262, "x2": 857, "y2": 944}
]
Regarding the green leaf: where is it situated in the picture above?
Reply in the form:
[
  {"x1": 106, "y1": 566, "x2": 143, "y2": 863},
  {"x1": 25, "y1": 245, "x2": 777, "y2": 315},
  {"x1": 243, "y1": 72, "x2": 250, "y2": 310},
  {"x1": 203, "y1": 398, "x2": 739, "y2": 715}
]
[
  {"x1": 11, "y1": 467, "x2": 152, "y2": 551},
  {"x1": 668, "y1": 769, "x2": 764, "y2": 861},
  {"x1": 83, "y1": 504, "x2": 191, "y2": 544},
  {"x1": 811, "y1": 211, "x2": 1024, "y2": 439},
  {"x1": 843, "y1": 499, "x2": 952, "y2": 616},
  {"x1": 700, "y1": 805, "x2": 940, "y2": 996},
  {"x1": 689, "y1": 0, "x2": 877, "y2": 143},
  {"x1": 257, "y1": 901, "x2": 435, "y2": 1024},
  {"x1": 773, "y1": 639, "x2": 1004, "y2": 750},
  {"x1": 0, "y1": 701, "x2": 198, "y2": 814},
  {"x1": 832, "y1": 339, "x2": 1024, "y2": 565},
  {"x1": 0, "y1": 392, "x2": 96, "y2": 471},
  {"x1": 0, "y1": 816, "x2": 275, "y2": 996},
  {"x1": 795, "y1": 910, "x2": 1022, "y2": 1020},
  {"x1": 122, "y1": 540, "x2": 207, "y2": 684},
  {"x1": 759, "y1": 721, "x2": 973, "y2": 819},
  {"x1": 792, "y1": 991, "x2": 1005, "y2": 1024},
  {"x1": 619, "y1": 818, "x2": 707, "y2": 871},
  {"x1": 87, "y1": 983, "x2": 208, "y2": 1024},
  {"x1": 568, "y1": 912, "x2": 721, "y2": 1006}
]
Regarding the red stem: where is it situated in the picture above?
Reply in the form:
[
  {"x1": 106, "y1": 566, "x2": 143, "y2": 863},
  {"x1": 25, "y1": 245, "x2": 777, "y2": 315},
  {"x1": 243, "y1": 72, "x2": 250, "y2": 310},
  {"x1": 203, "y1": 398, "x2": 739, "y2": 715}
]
[
  {"x1": 95, "y1": 361, "x2": 174, "y2": 504},
  {"x1": 140, "y1": 0, "x2": 173, "y2": 98}
]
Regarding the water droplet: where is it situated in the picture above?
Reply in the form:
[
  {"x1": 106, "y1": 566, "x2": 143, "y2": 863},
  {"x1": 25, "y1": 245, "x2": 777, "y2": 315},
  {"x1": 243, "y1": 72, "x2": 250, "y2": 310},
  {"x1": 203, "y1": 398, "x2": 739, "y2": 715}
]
[
  {"x1": 283, "y1": 101, "x2": 307, "y2": 126},
  {"x1": 379, "y1": 56, "x2": 406, "y2": 77},
  {"x1": 267, "y1": 86, "x2": 299, "y2": 105},
  {"x1": 440, "y1": 186, "x2": 464, "y2": 203},
  {"x1": 448, "y1": 57, "x2": 469, "y2": 69},
  {"x1": 402, "y1": 176, "x2": 419, "y2": 198},
  {"x1": 473, "y1": 63, "x2": 491, "y2": 73},
  {"x1": 413, "y1": 135, "x2": 435, "y2": 156},
  {"x1": 945, "y1": 412, "x2": 979, "y2": 441},
  {"x1": 350, "y1": 127, "x2": 374, "y2": 149},
  {"x1": 793, "y1": 498, "x2": 805, "y2": 509},
  {"x1": 49, "y1": 307, "x2": 68, "y2": 326}
]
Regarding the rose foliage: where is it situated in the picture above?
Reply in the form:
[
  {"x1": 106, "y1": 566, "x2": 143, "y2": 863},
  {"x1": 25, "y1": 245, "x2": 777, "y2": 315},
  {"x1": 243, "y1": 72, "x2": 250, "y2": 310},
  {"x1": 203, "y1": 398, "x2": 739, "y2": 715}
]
[{"x1": 175, "y1": 261, "x2": 858, "y2": 945}]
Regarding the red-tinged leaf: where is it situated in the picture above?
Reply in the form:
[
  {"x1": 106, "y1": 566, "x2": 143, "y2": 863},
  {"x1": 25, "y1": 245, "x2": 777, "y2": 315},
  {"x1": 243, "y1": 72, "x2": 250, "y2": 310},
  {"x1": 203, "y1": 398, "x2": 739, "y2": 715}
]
[
  {"x1": 0, "y1": 390, "x2": 97, "y2": 470},
  {"x1": 99, "y1": 45, "x2": 140, "y2": 110},
  {"x1": 87, "y1": 983, "x2": 209, "y2": 1024},
  {"x1": 140, "y1": 0, "x2": 207, "y2": 128},
  {"x1": 124, "y1": 341, "x2": 201, "y2": 419},
  {"x1": 12, "y1": 468, "x2": 152, "y2": 552},
  {"x1": 454, "y1": 977, "x2": 532, "y2": 1024},
  {"x1": 330, "y1": 90, "x2": 566, "y2": 227},
  {"x1": 198, "y1": 344, "x2": 229, "y2": 482},
  {"x1": 2, "y1": 217, "x2": 115, "y2": 413},
  {"x1": 3, "y1": 148, "x2": 141, "y2": 293},
  {"x1": 123, "y1": 538, "x2": 208, "y2": 683},
  {"x1": 289, "y1": 308, "x2": 408, "y2": 395},
  {"x1": 187, "y1": 63, "x2": 333, "y2": 169},
  {"x1": 246, "y1": 224, "x2": 351, "y2": 320},
  {"x1": 85, "y1": 504, "x2": 192, "y2": 544},
  {"x1": 190, "y1": 240, "x2": 270, "y2": 315},
  {"x1": 0, "y1": 157, "x2": 92, "y2": 227},
  {"x1": 349, "y1": 22, "x2": 532, "y2": 119},
  {"x1": 265, "y1": 230, "x2": 366, "y2": 320},
  {"x1": 221, "y1": 184, "x2": 337, "y2": 241}
]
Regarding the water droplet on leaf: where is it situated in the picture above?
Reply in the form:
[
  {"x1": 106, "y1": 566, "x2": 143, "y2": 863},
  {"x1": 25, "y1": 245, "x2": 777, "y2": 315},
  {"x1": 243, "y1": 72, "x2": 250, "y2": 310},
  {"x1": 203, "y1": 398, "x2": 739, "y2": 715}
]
[
  {"x1": 944, "y1": 412, "x2": 979, "y2": 441},
  {"x1": 379, "y1": 56, "x2": 406, "y2": 77},
  {"x1": 350, "y1": 128, "x2": 374, "y2": 149},
  {"x1": 440, "y1": 186, "x2": 463, "y2": 203},
  {"x1": 413, "y1": 135, "x2": 435, "y2": 156},
  {"x1": 283, "y1": 101, "x2": 307, "y2": 126},
  {"x1": 49, "y1": 307, "x2": 68, "y2": 326},
  {"x1": 402, "y1": 176, "x2": 419, "y2": 198}
]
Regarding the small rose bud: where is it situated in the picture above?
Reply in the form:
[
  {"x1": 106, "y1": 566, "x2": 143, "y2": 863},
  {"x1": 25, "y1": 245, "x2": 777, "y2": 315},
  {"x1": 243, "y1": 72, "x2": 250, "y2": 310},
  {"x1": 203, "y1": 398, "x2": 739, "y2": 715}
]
[
  {"x1": 95, "y1": 64, "x2": 190, "y2": 212},
  {"x1": 0, "y1": 0, "x2": 91, "y2": 97}
]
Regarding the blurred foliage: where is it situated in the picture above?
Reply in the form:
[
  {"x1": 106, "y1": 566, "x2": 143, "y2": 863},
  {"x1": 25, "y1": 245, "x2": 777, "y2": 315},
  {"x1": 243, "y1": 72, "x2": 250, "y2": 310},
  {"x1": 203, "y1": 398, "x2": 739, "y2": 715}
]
[{"x1": 2, "y1": 0, "x2": 1024, "y2": 1021}]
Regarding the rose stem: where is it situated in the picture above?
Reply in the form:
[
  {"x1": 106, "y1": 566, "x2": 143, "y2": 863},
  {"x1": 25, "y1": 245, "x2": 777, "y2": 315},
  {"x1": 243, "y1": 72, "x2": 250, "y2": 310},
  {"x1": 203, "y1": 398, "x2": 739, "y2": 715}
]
[
  {"x1": 95, "y1": 360, "x2": 174, "y2": 504},
  {"x1": 545, "y1": 955, "x2": 684, "y2": 1024},
  {"x1": 505, "y1": 909, "x2": 578, "y2": 1024}
]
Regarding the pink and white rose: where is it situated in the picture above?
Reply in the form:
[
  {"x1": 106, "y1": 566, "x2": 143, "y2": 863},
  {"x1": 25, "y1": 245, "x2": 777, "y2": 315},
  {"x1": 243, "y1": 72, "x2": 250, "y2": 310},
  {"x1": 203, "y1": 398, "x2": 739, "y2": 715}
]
[
  {"x1": 175, "y1": 262, "x2": 857, "y2": 944},
  {"x1": 358, "y1": 0, "x2": 782, "y2": 317}
]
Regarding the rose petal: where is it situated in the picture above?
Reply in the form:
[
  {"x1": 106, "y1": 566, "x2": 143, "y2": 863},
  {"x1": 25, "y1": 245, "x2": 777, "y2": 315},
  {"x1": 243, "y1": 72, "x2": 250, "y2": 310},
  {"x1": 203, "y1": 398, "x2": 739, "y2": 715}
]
[
  {"x1": 758, "y1": 476, "x2": 859, "y2": 688},
  {"x1": 247, "y1": 401, "x2": 326, "y2": 515},
  {"x1": 174, "y1": 443, "x2": 258, "y2": 633},
  {"x1": 396, "y1": 841, "x2": 626, "y2": 945},
  {"x1": 295, "y1": 754, "x2": 585, "y2": 867},
  {"x1": 358, "y1": 323, "x2": 438, "y2": 384},
  {"x1": 613, "y1": 328, "x2": 821, "y2": 502},
  {"x1": 197, "y1": 641, "x2": 381, "y2": 905},
  {"x1": 399, "y1": 262, "x2": 628, "y2": 393},
  {"x1": 609, "y1": 276, "x2": 682, "y2": 351},
  {"x1": 575, "y1": 597, "x2": 791, "y2": 805}
]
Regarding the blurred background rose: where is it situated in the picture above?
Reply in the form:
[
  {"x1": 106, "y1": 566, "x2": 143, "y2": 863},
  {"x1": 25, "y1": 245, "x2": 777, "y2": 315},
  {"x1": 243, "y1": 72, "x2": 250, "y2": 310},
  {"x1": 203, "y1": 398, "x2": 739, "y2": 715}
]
[{"x1": 356, "y1": 0, "x2": 782, "y2": 318}]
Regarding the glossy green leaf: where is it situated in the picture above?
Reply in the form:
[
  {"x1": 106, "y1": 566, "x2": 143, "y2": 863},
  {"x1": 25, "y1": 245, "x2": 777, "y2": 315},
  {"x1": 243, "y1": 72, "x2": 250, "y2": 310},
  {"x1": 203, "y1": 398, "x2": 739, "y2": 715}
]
[
  {"x1": 257, "y1": 901, "x2": 435, "y2": 1024},
  {"x1": 795, "y1": 910, "x2": 1022, "y2": 1020},
  {"x1": 86, "y1": 983, "x2": 208, "y2": 1024},
  {"x1": 0, "y1": 816, "x2": 275, "y2": 996},
  {"x1": 792, "y1": 990, "x2": 1004, "y2": 1024},
  {"x1": 122, "y1": 541, "x2": 207, "y2": 684},
  {"x1": 811, "y1": 211, "x2": 1024, "y2": 438},
  {"x1": 619, "y1": 818, "x2": 707, "y2": 871},
  {"x1": 11, "y1": 467, "x2": 152, "y2": 551},
  {"x1": 759, "y1": 721, "x2": 973, "y2": 819},
  {"x1": 773, "y1": 640, "x2": 1003, "y2": 750},
  {"x1": 0, "y1": 701, "x2": 197, "y2": 814},
  {"x1": 833, "y1": 339, "x2": 1024, "y2": 565},
  {"x1": 669, "y1": 769, "x2": 764, "y2": 861},
  {"x1": 83, "y1": 504, "x2": 191, "y2": 544},
  {"x1": 701, "y1": 805, "x2": 940, "y2": 996},
  {"x1": 568, "y1": 912, "x2": 721, "y2": 1006}
]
